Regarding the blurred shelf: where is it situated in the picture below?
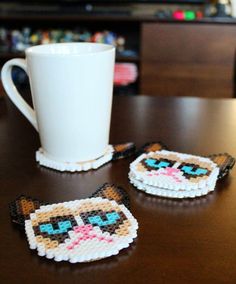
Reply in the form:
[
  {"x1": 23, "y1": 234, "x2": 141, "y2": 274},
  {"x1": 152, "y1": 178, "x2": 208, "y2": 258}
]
[
  {"x1": 0, "y1": 52, "x2": 24, "y2": 59},
  {"x1": 116, "y1": 55, "x2": 139, "y2": 62},
  {"x1": 1, "y1": 13, "x2": 236, "y2": 24},
  {"x1": 0, "y1": 51, "x2": 140, "y2": 63},
  {"x1": 2, "y1": 3, "x2": 234, "y2": 98}
]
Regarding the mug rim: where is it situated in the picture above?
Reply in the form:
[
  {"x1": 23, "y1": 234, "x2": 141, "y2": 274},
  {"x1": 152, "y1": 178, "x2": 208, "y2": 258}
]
[{"x1": 26, "y1": 42, "x2": 115, "y2": 57}]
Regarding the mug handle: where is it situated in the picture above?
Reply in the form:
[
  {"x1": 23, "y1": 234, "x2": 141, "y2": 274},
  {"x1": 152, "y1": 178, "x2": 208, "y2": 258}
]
[{"x1": 1, "y1": 58, "x2": 38, "y2": 131}]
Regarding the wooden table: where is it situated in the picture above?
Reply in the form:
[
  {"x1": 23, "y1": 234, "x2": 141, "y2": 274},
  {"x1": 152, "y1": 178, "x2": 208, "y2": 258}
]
[{"x1": 1, "y1": 94, "x2": 236, "y2": 284}]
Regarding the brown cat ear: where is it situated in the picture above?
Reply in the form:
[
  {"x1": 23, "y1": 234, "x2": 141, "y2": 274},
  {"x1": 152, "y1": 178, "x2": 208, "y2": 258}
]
[
  {"x1": 208, "y1": 153, "x2": 235, "y2": 179},
  {"x1": 9, "y1": 195, "x2": 46, "y2": 228},
  {"x1": 112, "y1": 142, "x2": 136, "y2": 161},
  {"x1": 138, "y1": 141, "x2": 168, "y2": 155},
  {"x1": 90, "y1": 183, "x2": 130, "y2": 209}
]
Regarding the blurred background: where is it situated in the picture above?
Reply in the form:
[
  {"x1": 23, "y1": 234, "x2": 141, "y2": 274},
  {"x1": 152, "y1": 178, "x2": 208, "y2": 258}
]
[{"x1": 1, "y1": 0, "x2": 236, "y2": 97}]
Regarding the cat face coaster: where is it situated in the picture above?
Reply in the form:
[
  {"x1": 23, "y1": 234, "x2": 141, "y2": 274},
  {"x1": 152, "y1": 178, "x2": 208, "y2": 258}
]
[
  {"x1": 129, "y1": 143, "x2": 235, "y2": 199},
  {"x1": 9, "y1": 184, "x2": 138, "y2": 263},
  {"x1": 36, "y1": 142, "x2": 136, "y2": 172}
]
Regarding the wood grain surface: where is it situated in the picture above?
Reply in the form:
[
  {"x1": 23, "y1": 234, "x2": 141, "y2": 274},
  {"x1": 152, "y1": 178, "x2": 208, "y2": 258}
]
[
  {"x1": 141, "y1": 23, "x2": 236, "y2": 98},
  {"x1": 1, "y1": 94, "x2": 236, "y2": 284}
]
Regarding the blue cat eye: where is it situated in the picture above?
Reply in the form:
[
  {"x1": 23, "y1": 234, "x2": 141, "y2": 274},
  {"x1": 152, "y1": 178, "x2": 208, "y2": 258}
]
[
  {"x1": 88, "y1": 212, "x2": 120, "y2": 227},
  {"x1": 181, "y1": 165, "x2": 208, "y2": 176},
  {"x1": 145, "y1": 158, "x2": 171, "y2": 169},
  {"x1": 39, "y1": 220, "x2": 73, "y2": 235}
]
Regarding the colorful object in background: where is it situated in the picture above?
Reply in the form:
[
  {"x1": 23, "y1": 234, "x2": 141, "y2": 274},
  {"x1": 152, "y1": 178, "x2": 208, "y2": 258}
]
[
  {"x1": 92, "y1": 31, "x2": 117, "y2": 46},
  {"x1": 0, "y1": 27, "x2": 139, "y2": 92},
  {"x1": 172, "y1": 10, "x2": 202, "y2": 21},
  {"x1": 196, "y1": 11, "x2": 203, "y2": 19},
  {"x1": 9, "y1": 184, "x2": 138, "y2": 263},
  {"x1": 184, "y1": 10, "x2": 196, "y2": 20},
  {"x1": 0, "y1": 27, "x2": 132, "y2": 55},
  {"x1": 173, "y1": 10, "x2": 185, "y2": 20},
  {"x1": 114, "y1": 63, "x2": 138, "y2": 86}
]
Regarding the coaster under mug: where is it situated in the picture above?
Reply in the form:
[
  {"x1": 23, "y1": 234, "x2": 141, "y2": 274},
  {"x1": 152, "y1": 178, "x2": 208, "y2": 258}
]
[{"x1": 36, "y1": 142, "x2": 136, "y2": 172}]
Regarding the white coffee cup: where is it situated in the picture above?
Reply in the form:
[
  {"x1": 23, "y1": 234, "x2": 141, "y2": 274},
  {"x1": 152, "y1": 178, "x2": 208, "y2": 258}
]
[{"x1": 1, "y1": 42, "x2": 115, "y2": 166}]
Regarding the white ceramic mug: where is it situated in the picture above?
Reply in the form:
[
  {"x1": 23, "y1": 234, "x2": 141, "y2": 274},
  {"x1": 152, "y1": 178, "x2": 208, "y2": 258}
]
[{"x1": 1, "y1": 42, "x2": 115, "y2": 167}]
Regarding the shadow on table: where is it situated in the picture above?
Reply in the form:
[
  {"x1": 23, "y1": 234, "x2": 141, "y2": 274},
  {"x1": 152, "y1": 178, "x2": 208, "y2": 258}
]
[{"x1": 133, "y1": 190, "x2": 216, "y2": 215}]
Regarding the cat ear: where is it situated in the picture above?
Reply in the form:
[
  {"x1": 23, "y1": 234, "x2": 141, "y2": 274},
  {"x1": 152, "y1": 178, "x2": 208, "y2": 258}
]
[
  {"x1": 138, "y1": 141, "x2": 168, "y2": 155},
  {"x1": 9, "y1": 195, "x2": 46, "y2": 228},
  {"x1": 112, "y1": 142, "x2": 136, "y2": 161},
  {"x1": 9, "y1": 184, "x2": 131, "y2": 228},
  {"x1": 90, "y1": 183, "x2": 130, "y2": 209},
  {"x1": 208, "y1": 153, "x2": 235, "y2": 179}
]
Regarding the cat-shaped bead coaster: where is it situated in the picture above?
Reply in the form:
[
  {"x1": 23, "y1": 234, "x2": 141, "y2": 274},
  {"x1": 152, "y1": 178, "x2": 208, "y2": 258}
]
[
  {"x1": 36, "y1": 142, "x2": 136, "y2": 172},
  {"x1": 129, "y1": 142, "x2": 235, "y2": 199},
  {"x1": 9, "y1": 183, "x2": 138, "y2": 263}
]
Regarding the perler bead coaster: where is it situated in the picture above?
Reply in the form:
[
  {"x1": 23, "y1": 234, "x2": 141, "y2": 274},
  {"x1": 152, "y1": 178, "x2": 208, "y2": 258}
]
[
  {"x1": 9, "y1": 184, "x2": 138, "y2": 263},
  {"x1": 36, "y1": 142, "x2": 136, "y2": 172},
  {"x1": 129, "y1": 144, "x2": 235, "y2": 199}
]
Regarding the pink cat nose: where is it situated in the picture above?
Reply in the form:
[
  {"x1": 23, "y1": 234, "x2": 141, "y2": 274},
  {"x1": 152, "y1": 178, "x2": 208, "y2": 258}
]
[
  {"x1": 158, "y1": 167, "x2": 182, "y2": 183},
  {"x1": 73, "y1": 224, "x2": 93, "y2": 234},
  {"x1": 165, "y1": 167, "x2": 180, "y2": 174}
]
